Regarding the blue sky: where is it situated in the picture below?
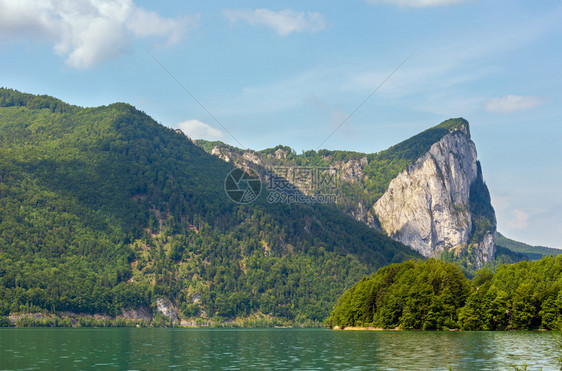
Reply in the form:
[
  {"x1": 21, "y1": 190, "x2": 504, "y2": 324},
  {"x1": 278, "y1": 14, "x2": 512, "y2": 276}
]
[{"x1": 1, "y1": 0, "x2": 561, "y2": 248}]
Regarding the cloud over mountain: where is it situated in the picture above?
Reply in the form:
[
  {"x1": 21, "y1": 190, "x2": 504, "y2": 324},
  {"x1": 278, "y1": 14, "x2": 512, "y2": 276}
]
[{"x1": 177, "y1": 119, "x2": 224, "y2": 140}]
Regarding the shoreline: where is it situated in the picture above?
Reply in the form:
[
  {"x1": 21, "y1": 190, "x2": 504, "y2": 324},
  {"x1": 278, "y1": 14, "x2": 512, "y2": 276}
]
[
  {"x1": 332, "y1": 326, "x2": 400, "y2": 331},
  {"x1": 2, "y1": 312, "x2": 324, "y2": 329},
  {"x1": 332, "y1": 326, "x2": 551, "y2": 332}
]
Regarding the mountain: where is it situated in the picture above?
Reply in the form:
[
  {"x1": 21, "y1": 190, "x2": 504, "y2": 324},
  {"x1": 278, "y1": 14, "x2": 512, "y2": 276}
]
[
  {"x1": 495, "y1": 232, "x2": 561, "y2": 260},
  {"x1": 198, "y1": 118, "x2": 497, "y2": 269},
  {"x1": 0, "y1": 88, "x2": 418, "y2": 325}
]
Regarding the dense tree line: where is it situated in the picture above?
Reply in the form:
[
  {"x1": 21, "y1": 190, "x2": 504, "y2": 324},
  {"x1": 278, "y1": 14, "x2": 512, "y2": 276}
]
[{"x1": 327, "y1": 256, "x2": 562, "y2": 330}]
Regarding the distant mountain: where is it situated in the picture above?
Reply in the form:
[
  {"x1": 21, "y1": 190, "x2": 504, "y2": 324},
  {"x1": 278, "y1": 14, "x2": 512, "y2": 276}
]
[
  {"x1": 0, "y1": 88, "x2": 418, "y2": 325},
  {"x1": 199, "y1": 118, "x2": 497, "y2": 270},
  {"x1": 495, "y1": 232, "x2": 561, "y2": 260}
]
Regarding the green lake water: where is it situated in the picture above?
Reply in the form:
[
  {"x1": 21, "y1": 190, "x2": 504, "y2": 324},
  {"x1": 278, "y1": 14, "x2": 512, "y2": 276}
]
[{"x1": 0, "y1": 328, "x2": 559, "y2": 370}]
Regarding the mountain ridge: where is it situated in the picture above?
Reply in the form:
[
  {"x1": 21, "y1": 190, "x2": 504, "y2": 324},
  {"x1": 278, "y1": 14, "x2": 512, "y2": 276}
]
[
  {"x1": 0, "y1": 88, "x2": 418, "y2": 325},
  {"x1": 495, "y1": 232, "x2": 561, "y2": 260},
  {"x1": 198, "y1": 118, "x2": 497, "y2": 269}
]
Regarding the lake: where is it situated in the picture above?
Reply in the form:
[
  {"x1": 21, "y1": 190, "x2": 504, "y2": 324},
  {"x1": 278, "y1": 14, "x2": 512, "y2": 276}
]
[{"x1": 0, "y1": 328, "x2": 559, "y2": 370}]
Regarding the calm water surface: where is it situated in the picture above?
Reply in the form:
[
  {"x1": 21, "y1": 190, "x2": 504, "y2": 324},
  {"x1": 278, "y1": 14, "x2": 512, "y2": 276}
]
[{"x1": 0, "y1": 328, "x2": 559, "y2": 370}]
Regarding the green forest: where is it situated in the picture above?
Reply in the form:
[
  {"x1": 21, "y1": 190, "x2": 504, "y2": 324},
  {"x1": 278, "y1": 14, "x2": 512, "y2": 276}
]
[
  {"x1": 0, "y1": 88, "x2": 419, "y2": 325},
  {"x1": 327, "y1": 256, "x2": 562, "y2": 331}
]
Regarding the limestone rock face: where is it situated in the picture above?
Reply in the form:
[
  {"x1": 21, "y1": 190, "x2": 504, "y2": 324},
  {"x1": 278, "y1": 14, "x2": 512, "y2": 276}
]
[
  {"x1": 373, "y1": 131, "x2": 495, "y2": 267},
  {"x1": 156, "y1": 297, "x2": 180, "y2": 322},
  {"x1": 275, "y1": 148, "x2": 288, "y2": 159},
  {"x1": 334, "y1": 157, "x2": 368, "y2": 183},
  {"x1": 476, "y1": 232, "x2": 496, "y2": 268}
]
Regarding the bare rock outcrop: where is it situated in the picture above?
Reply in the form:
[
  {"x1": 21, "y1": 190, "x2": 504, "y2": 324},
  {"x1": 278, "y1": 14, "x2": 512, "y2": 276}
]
[{"x1": 373, "y1": 129, "x2": 496, "y2": 267}]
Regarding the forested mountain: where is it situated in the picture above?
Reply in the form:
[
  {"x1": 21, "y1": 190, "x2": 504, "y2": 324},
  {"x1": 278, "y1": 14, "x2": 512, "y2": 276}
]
[
  {"x1": 0, "y1": 88, "x2": 419, "y2": 325},
  {"x1": 199, "y1": 118, "x2": 498, "y2": 270},
  {"x1": 327, "y1": 256, "x2": 562, "y2": 331},
  {"x1": 495, "y1": 232, "x2": 561, "y2": 260}
]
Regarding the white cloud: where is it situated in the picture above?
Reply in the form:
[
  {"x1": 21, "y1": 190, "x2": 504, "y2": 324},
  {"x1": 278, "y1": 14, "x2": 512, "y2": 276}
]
[
  {"x1": 485, "y1": 95, "x2": 545, "y2": 113},
  {"x1": 176, "y1": 120, "x2": 223, "y2": 140},
  {"x1": 366, "y1": 0, "x2": 466, "y2": 7},
  {"x1": 223, "y1": 8, "x2": 326, "y2": 36},
  {"x1": 0, "y1": 0, "x2": 198, "y2": 68}
]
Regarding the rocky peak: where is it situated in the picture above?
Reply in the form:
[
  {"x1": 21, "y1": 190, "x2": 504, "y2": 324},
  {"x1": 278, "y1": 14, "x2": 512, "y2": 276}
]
[{"x1": 373, "y1": 127, "x2": 496, "y2": 267}]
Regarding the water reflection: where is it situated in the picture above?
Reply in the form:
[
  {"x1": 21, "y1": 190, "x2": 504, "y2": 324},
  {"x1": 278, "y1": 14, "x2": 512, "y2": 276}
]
[{"x1": 0, "y1": 328, "x2": 559, "y2": 370}]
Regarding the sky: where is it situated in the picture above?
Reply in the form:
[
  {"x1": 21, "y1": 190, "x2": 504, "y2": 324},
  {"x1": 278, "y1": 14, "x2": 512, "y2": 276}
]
[{"x1": 1, "y1": 0, "x2": 561, "y2": 248}]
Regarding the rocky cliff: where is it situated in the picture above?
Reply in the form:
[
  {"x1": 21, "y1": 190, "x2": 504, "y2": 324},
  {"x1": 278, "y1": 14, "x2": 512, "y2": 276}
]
[
  {"x1": 373, "y1": 125, "x2": 496, "y2": 267},
  {"x1": 197, "y1": 118, "x2": 497, "y2": 268}
]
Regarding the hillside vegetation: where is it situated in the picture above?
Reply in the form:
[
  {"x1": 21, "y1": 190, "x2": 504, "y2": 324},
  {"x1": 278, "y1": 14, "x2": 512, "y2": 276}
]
[{"x1": 0, "y1": 88, "x2": 419, "y2": 325}]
